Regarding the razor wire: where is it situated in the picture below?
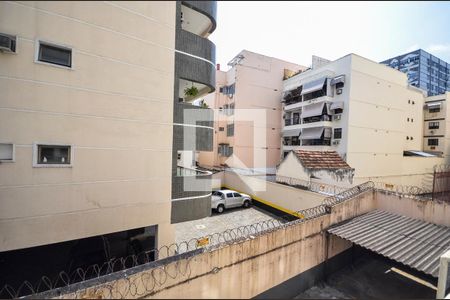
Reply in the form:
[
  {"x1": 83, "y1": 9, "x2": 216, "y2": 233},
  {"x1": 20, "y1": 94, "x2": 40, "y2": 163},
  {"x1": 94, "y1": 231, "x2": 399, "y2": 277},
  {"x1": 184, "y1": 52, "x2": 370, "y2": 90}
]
[{"x1": 0, "y1": 180, "x2": 426, "y2": 299}]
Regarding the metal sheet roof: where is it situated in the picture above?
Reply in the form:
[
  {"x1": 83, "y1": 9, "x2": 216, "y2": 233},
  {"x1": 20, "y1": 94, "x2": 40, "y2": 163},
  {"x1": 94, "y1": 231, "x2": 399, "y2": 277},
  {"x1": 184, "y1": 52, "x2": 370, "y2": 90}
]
[{"x1": 328, "y1": 210, "x2": 450, "y2": 277}]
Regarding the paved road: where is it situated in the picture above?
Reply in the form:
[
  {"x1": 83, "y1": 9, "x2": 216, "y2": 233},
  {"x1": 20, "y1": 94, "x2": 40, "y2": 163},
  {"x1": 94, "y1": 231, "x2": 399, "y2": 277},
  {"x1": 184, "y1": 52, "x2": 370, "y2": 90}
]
[{"x1": 174, "y1": 206, "x2": 279, "y2": 245}]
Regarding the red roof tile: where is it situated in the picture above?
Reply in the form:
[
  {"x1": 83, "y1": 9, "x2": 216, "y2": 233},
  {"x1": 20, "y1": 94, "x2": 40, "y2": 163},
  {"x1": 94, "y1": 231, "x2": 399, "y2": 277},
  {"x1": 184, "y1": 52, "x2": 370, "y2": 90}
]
[{"x1": 293, "y1": 150, "x2": 352, "y2": 170}]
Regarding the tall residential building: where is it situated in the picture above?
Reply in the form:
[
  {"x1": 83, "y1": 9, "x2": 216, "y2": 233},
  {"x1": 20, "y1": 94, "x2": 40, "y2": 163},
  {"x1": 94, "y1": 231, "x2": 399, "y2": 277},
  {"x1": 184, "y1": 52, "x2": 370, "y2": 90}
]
[
  {"x1": 198, "y1": 50, "x2": 305, "y2": 172},
  {"x1": 381, "y1": 49, "x2": 450, "y2": 96},
  {"x1": 0, "y1": 1, "x2": 216, "y2": 286},
  {"x1": 423, "y1": 92, "x2": 450, "y2": 161},
  {"x1": 281, "y1": 54, "x2": 443, "y2": 187}
]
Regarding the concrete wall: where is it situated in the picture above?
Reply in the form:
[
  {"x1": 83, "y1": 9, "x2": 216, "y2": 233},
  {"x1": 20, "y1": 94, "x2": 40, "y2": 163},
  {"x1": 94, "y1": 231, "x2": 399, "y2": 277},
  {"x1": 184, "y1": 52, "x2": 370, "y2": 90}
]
[
  {"x1": 42, "y1": 188, "x2": 450, "y2": 299},
  {"x1": 0, "y1": 1, "x2": 176, "y2": 251},
  {"x1": 222, "y1": 171, "x2": 325, "y2": 213},
  {"x1": 376, "y1": 192, "x2": 450, "y2": 227}
]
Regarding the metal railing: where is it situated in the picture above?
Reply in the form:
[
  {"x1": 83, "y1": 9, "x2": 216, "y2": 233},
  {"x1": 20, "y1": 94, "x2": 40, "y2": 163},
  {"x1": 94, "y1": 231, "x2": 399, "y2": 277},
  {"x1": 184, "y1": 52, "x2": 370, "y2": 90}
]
[
  {"x1": 276, "y1": 175, "x2": 348, "y2": 195},
  {"x1": 176, "y1": 166, "x2": 212, "y2": 177}
]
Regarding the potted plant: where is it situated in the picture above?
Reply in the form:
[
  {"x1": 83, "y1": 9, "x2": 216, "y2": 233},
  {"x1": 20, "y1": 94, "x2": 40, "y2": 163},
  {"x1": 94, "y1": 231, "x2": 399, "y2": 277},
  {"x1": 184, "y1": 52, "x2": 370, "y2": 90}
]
[{"x1": 184, "y1": 85, "x2": 199, "y2": 98}]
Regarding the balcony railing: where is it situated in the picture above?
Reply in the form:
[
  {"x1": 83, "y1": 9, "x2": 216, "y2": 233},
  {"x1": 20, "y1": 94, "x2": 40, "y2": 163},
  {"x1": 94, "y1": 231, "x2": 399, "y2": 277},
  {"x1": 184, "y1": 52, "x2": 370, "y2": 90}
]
[
  {"x1": 284, "y1": 118, "x2": 301, "y2": 126},
  {"x1": 177, "y1": 166, "x2": 212, "y2": 177},
  {"x1": 301, "y1": 139, "x2": 331, "y2": 146},
  {"x1": 302, "y1": 115, "x2": 331, "y2": 124}
]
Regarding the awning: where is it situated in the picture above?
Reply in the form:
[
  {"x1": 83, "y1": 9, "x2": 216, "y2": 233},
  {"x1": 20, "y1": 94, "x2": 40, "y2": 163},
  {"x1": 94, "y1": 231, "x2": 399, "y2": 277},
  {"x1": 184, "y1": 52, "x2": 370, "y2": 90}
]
[
  {"x1": 330, "y1": 101, "x2": 344, "y2": 110},
  {"x1": 283, "y1": 128, "x2": 301, "y2": 137},
  {"x1": 300, "y1": 127, "x2": 324, "y2": 140},
  {"x1": 330, "y1": 75, "x2": 345, "y2": 86},
  {"x1": 426, "y1": 102, "x2": 441, "y2": 109},
  {"x1": 328, "y1": 210, "x2": 450, "y2": 278},
  {"x1": 301, "y1": 77, "x2": 327, "y2": 95},
  {"x1": 301, "y1": 102, "x2": 326, "y2": 118}
]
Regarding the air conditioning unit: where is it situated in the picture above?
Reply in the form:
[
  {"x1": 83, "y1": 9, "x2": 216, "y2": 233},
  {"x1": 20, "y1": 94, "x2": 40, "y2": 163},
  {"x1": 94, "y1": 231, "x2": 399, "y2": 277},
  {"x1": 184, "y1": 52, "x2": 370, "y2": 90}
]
[
  {"x1": 0, "y1": 33, "x2": 16, "y2": 53},
  {"x1": 333, "y1": 114, "x2": 342, "y2": 121},
  {"x1": 336, "y1": 88, "x2": 343, "y2": 95},
  {"x1": 332, "y1": 140, "x2": 341, "y2": 145}
]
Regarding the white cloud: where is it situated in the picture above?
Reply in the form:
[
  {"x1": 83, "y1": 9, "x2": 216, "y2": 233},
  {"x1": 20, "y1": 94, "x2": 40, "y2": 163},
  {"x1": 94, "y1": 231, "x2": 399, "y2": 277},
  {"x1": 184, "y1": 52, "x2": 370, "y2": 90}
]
[{"x1": 425, "y1": 44, "x2": 450, "y2": 54}]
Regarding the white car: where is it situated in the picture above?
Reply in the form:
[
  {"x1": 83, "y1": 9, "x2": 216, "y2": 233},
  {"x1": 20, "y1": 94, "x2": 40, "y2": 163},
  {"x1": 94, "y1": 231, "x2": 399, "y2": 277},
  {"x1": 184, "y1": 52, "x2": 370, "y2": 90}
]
[{"x1": 211, "y1": 189, "x2": 252, "y2": 213}]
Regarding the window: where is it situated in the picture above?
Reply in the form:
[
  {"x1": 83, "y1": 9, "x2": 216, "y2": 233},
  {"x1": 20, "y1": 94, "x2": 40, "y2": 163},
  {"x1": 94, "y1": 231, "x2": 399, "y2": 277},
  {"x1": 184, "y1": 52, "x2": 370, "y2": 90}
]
[
  {"x1": 429, "y1": 107, "x2": 441, "y2": 113},
  {"x1": 334, "y1": 128, "x2": 342, "y2": 139},
  {"x1": 428, "y1": 139, "x2": 439, "y2": 146},
  {"x1": 37, "y1": 42, "x2": 72, "y2": 68},
  {"x1": 227, "y1": 124, "x2": 234, "y2": 136},
  {"x1": 219, "y1": 127, "x2": 224, "y2": 131},
  {"x1": 233, "y1": 193, "x2": 241, "y2": 197},
  {"x1": 0, "y1": 143, "x2": 14, "y2": 162},
  {"x1": 226, "y1": 193, "x2": 233, "y2": 198},
  {"x1": 334, "y1": 108, "x2": 343, "y2": 114},
  {"x1": 34, "y1": 144, "x2": 72, "y2": 166},
  {"x1": 429, "y1": 122, "x2": 440, "y2": 129},
  {"x1": 218, "y1": 144, "x2": 232, "y2": 157}
]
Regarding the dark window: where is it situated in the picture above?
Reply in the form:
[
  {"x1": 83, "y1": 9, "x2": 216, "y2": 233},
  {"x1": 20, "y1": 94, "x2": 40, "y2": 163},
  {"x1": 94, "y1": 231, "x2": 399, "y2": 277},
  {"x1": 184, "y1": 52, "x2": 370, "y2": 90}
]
[
  {"x1": 429, "y1": 107, "x2": 441, "y2": 113},
  {"x1": 219, "y1": 127, "x2": 224, "y2": 131},
  {"x1": 233, "y1": 193, "x2": 241, "y2": 197},
  {"x1": 37, "y1": 145, "x2": 71, "y2": 164},
  {"x1": 428, "y1": 139, "x2": 439, "y2": 146},
  {"x1": 429, "y1": 122, "x2": 440, "y2": 129},
  {"x1": 226, "y1": 193, "x2": 233, "y2": 198},
  {"x1": 334, "y1": 108, "x2": 343, "y2": 114},
  {"x1": 334, "y1": 128, "x2": 342, "y2": 139},
  {"x1": 38, "y1": 43, "x2": 72, "y2": 67},
  {"x1": 228, "y1": 147, "x2": 233, "y2": 156},
  {"x1": 227, "y1": 124, "x2": 234, "y2": 136}
]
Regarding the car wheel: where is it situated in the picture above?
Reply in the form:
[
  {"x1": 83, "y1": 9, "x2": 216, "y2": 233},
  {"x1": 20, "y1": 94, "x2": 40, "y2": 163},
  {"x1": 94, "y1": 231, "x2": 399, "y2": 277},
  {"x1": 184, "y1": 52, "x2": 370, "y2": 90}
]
[
  {"x1": 243, "y1": 200, "x2": 251, "y2": 208},
  {"x1": 217, "y1": 205, "x2": 225, "y2": 213}
]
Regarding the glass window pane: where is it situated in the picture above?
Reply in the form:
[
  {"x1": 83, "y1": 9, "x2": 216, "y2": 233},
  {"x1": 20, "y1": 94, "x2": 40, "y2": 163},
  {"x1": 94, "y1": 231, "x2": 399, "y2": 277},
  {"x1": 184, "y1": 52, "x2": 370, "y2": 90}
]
[
  {"x1": 38, "y1": 145, "x2": 70, "y2": 164},
  {"x1": 39, "y1": 43, "x2": 72, "y2": 67}
]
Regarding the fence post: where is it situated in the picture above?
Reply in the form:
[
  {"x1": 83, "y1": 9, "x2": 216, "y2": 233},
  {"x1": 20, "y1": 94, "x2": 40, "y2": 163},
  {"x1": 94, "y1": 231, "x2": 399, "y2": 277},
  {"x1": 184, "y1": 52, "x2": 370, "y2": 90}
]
[{"x1": 432, "y1": 168, "x2": 436, "y2": 201}]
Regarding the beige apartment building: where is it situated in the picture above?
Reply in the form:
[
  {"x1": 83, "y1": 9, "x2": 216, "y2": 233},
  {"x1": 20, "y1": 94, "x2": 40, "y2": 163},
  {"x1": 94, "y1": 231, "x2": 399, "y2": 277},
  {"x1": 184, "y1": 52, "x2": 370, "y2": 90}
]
[
  {"x1": 279, "y1": 54, "x2": 443, "y2": 188},
  {"x1": 198, "y1": 50, "x2": 305, "y2": 172},
  {"x1": 423, "y1": 92, "x2": 450, "y2": 160},
  {"x1": 0, "y1": 1, "x2": 216, "y2": 286}
]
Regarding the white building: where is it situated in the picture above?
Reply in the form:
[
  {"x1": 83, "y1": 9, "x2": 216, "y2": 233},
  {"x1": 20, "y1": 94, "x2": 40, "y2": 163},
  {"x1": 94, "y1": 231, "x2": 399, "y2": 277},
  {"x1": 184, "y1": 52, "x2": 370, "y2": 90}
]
[{"x1": 280, "y1": 54, "x2": 443, "y2": 187}]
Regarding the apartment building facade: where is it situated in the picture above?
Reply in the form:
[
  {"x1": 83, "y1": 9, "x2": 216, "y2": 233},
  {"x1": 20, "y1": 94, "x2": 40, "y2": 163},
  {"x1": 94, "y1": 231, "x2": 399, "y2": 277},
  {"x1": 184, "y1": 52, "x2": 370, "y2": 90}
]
[
  {"x1": 423, "y1": 92, "x2": 450, "y2": 160},
  {"x1": 0, "y1": 0, "x2": 215, "y2": 286},
  {"x1": 281, "y1": 54, "x2": 443, "y2": 187},
  {"x1": 198, "y1": 50, "x2": 304, "y2": 172},
  {"x1": 381, "y1": 49, "x2": 450, "y2": 96}
]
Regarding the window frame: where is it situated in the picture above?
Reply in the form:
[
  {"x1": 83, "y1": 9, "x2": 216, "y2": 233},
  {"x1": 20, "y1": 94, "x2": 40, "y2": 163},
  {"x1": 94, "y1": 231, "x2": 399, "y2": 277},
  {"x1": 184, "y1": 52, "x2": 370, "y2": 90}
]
[
  {"x1": 428, "y1": 139, "x2": 439, "y2": 146},
  {"x1": 429, "y1": 121, "x2": 440, "y2": 130},
  {"x1": 333, "y1": 128, "x2": 342, "y2": 139},
  {"x1": 0, "y1": 142, "x2": 15, "y2": 163},
  {"x1": 33, "y1": 142, "x2": 74, "y2": 168},
  {"x1": 35, "y1": 39, "x2": 74, "y2": 70}
]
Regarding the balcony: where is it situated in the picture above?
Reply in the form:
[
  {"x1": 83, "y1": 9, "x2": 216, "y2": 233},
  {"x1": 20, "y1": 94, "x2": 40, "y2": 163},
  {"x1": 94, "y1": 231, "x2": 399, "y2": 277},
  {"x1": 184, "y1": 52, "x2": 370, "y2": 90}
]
[
  {"x1": 176, "y1": 52, "x2": 215, "y2": 102},
  {"x1": 181, "y1": 1, "x2": 217, "y2": 37},
  {"x1": 302, "y1": 114, "x2": 331, "y2": 124},
  {"x1": 284, "y1": 118, "x2": 301, "y2": 126},
  {"x1": 171, "y1": 166, "x2": 212, "y2": 223},
  {"x1": 173, "y1": 103, "x2": 213, "y2": 152}
]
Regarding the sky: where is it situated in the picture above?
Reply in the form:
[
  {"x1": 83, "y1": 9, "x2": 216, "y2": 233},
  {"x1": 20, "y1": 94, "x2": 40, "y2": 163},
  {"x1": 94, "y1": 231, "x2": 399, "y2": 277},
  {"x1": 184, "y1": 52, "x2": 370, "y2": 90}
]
[{"x1": 209, "y1": 1, "x2": 450, "y2": 70}]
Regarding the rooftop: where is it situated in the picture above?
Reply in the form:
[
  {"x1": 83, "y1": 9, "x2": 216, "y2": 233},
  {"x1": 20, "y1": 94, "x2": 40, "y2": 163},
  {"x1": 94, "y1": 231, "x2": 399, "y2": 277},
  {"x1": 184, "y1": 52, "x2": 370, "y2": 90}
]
[{"x1": 293, "y1": 150, "x2": 353, "y2": 170}]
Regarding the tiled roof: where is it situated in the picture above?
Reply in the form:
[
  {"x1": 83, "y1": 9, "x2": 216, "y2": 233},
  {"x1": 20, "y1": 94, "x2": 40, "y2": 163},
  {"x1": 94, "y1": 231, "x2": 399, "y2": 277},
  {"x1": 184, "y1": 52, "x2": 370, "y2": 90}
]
[{"x1": 293, "y1": 150, "x2": 352, "y2": 170}]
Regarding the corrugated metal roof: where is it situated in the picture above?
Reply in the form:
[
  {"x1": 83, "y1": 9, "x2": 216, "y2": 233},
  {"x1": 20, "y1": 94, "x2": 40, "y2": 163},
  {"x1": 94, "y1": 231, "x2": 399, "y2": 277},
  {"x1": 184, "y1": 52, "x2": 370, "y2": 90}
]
[{"x1": 328, "y1": 210, "x2": 450, "y2": 277}]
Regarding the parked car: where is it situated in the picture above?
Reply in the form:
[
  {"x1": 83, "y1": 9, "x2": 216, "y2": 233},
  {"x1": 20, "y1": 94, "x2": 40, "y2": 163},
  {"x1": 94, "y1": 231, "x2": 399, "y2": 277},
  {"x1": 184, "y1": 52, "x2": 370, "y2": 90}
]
[{"x1": 211, "y1": 189, "x2": 252, "y2": 213}]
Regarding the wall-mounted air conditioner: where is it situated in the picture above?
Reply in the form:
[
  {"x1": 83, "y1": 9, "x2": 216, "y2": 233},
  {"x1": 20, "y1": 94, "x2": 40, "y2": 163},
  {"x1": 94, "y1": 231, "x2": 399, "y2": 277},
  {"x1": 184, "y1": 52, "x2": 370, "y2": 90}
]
[
  {"x1": 332, "y1": 140, "x2": 340, "y2": 145},
  {"x1": 0, "y1": 33, "x2": 16, "y2": 53},
  {"x1": 333, "y1": 114, "x2": 342, "y2": 121}
]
